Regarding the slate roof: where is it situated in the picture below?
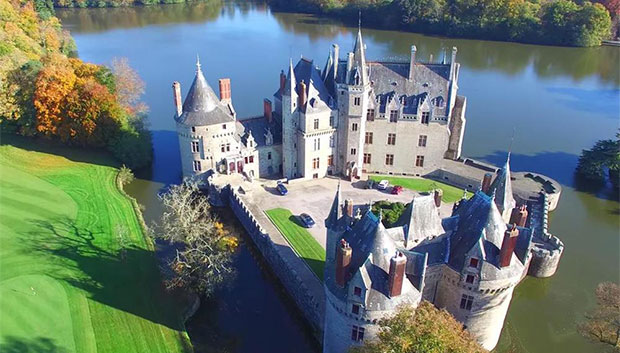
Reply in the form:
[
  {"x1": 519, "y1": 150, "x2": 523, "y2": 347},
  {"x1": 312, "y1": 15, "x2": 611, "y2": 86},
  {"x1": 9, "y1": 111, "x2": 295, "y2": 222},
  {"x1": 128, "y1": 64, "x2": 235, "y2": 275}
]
[
  {"x1": 175, "y1": 65, "x2": 234, "y2": 126},
  {"x1": 488, "y1": 155, "x2": 517, "y2": 216},
  {"x1": 277, "y1": 58, "x2": 334, "y2": 113},
  {"x1": 394, "y1": 193, "x2": 445, "y2": 246},
  {"x1": 239, "y1": 115, "x2": 283, "y2": 147}
]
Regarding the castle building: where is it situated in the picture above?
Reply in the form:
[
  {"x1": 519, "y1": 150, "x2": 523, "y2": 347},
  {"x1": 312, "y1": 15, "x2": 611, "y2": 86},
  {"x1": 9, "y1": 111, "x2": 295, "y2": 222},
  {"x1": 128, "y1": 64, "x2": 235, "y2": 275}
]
[
  {"x1": 174, "y1": 29, "x2": 465, "y2": 181},
  {"x1": 322, "y1": 157, "x2": 564, "y2": 353}
]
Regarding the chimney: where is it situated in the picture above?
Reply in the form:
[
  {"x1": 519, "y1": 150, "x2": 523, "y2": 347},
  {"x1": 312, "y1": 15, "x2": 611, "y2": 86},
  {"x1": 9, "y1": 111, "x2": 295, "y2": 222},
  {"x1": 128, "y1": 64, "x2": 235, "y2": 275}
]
[
  {"x1": 499, "y1": 224, "x2": 519, "y2": 268},
  {"x1": 408, "y1": 45, "x2": 416, "y2": 81},
  {"x1": 481, "y1": 173, "x2": 493, "y2": 194},
  {"x1": 335, "y1": 239, "x2": 352, "y2": 287},
  {"x1": 388, "y1": 252, "x2": 407, "y2": 297},
  {"x1": 218, "y1": 78, "x2": 231, "y2": 103},
  {"x1": 332, "y1": 44, "x2": 340, "y2": 78},
  {"x1": 172, "y1": 81, "x2": 182, "y2": 117},
  {"x1": 346, "y1": 52, "x2": 354, "y2": 81},
  {"x1": 279, "y1": 70, "x2": 286, "y2": 93},
  {"x1": 449, "y1": 47, "x2": 458, "y2": 80},
  {"x1": 433, "y1": 189, "x2": 443, "y2": 208},
  {"x1": 298, "y1": 80, "x2": 307, "y2": 108},
  {"x1": 509, "y1": 204, "x2": 528, "y2": 227},
  {"x1": 263, "y1": 99, "x2": 273, "y2": 123},
  {"x1": 344, "y1": 199, "x2": 354, "y2": 218}
]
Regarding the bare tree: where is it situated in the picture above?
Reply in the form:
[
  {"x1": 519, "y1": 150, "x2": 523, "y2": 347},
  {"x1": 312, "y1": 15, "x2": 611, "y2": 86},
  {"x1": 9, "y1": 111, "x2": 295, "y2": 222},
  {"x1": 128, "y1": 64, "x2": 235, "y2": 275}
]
[
  {"x1": 110, "y1": 57, "x2": 147, "y2": 116},
  {"x1": 153, "y1": 181, "x2": 236, "y2": 297},
  {"x1": 578, "y1": 282, "x2": 620, "y2": 352}
]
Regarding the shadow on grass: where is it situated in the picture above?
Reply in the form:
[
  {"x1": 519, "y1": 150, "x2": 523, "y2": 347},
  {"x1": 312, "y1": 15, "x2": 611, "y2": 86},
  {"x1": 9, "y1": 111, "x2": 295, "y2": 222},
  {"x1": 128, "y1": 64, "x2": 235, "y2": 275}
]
[
  {"x1": 0, "y1": 336, "x2": 68, "y2": 353},
  {"x1": 22, "y1": 217, "x2": 187, "y2": 334}
]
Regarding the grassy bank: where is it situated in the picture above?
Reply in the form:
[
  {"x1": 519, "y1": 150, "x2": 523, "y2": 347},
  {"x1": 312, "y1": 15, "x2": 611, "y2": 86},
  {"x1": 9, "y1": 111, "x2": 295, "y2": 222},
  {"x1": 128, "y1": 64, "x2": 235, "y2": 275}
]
[
  {"x1": 0, "y1": 135, "x2": 191, "y2": 352},
  {"x1": 265, "y1": 208, "x2": 325, "y2": 281},
  {"x1": 369, "y1": 175, "x2": 471, "y2": 203}
]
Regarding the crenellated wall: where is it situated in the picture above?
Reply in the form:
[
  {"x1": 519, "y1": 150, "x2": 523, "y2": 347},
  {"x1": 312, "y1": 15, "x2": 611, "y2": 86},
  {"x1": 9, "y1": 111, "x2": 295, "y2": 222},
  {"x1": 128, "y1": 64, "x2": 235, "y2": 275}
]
[{"x1": 527, "y1": 192, "x2": 564, "y2": 278}]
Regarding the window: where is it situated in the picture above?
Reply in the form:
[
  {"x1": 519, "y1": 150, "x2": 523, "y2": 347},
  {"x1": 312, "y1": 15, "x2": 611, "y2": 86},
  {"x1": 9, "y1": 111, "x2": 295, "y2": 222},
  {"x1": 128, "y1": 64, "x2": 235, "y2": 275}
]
[
  {"x1": 352, "y1": 304, "x2": 360, "y2": 315},
  {"x1": 330, "y1": 116, "x2": 335, "y2": 127},
  {"x1": 191, "y1": 141, "x2": 200, "y2": 153},
  {"x1": 363, "y1": 153, "x2": 371, "y2": 164},
  {"x1": 365, "y1": 132, "x2": 373, "y2": 144},
  {"x1": 330, "y1": 136, "x2": 335, "y2": 147},
  {"x1": 466, "y1": 275, "x2": 475, "y2": 284},
  {"x1": 192, "y1": 160, "x2": 201, "y2": 172},
  {"x1": 415, "y1": 155, "x2": 424, "y2": 167},
  {"x1": 312, "y1": 157, "x2": 320, "y2": 169},
  {"x1": 385, "y1": 154, "x2": 394, "y2": 166},
  {"x1": 351, "y1": 326, "x2": 365, "y2": 342},
  {"x1": 268, "y1": 152, "x2": 272, "y2": 160},
  {"x1": 249, "y1": 156, "x2": 254, "y2": 163},
  {"x1": 387, "y1": 133, "x2": 396, "y2": 145},
  {"x1": 389, "y1": 110, "x2": 398, "y2": 122},
  {"x1": 314, "y1": 119, "x2": 319, "y2": 130},
  {"x1": 351, "y1": 123, "x2": 358, "y2": 132},
  {"x1": 222, "y1": 124, "x2": 227, "y2": 129},
  {"x1": 314, "y1": 138, "x2": 321, "y2": 151},
  {"x1": 226, "y1": 143, "x2": 231, "y2": 152},
  {"x1": 191, "y1": 127, "x2": 196, "y2": 133},
  {"x1": 354, "y1": 287, "x2": 362, "y2": 296},
  {"x1": 418, "y1": 135, "x2": 427, "y2": 147},
  {"x1": 366, "y1": 109, "x2": 375, "y2": 121},
  {"x1": 421, "y1": 112, "x2": 430, "y2": 124},
  {"x1": 328, "y1": 155, "x2": 334, "y2": 166},
  {"x1": 313, "y1": 173, "x2": 319, "y2": 179},
  {"x1": 460, "y1": 294, "x2": 474, "y2": 311},
  {"x1": 351, "y1": 148, "x2": 357, "y2": 155},
  {"x1": 354, "y1": 97, "x2": 361, "y2": 106},
  {"x1": 220, "y1": 144, "x2": 226, "y2": 153},
  {"x1": 469, "y1": 258, "x2": 479, "y2": 268}
]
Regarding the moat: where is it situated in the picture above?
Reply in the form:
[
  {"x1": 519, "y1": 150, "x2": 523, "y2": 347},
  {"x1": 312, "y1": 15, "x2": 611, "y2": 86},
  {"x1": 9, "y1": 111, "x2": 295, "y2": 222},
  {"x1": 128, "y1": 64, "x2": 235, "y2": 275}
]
[{"x1": 57, "y1": 2, "x2": 619, "y2": 353}]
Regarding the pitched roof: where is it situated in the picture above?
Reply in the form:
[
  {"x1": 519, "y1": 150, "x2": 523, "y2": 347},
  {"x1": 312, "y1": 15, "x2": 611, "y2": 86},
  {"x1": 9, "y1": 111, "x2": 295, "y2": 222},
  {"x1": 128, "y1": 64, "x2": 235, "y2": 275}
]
[
  {"x1": 394, "y1": 193, "x2": 445, "y2": 247},
  {"x1": 487, "y1": 155, "x2": 516, "y2": 217}
]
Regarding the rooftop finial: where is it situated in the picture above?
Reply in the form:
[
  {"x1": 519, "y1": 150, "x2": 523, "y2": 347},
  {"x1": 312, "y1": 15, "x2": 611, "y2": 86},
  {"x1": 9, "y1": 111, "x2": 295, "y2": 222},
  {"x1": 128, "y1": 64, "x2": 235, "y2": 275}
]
[
  {"x1": 358, "y1": 10, "x2": 362, "y2": 32},
  {"x1": 196, "y1": 54, "x2": 202, "y2": 73},
  {"x1": 507, "y1": 127, "x2": 516, "y2": 162}
]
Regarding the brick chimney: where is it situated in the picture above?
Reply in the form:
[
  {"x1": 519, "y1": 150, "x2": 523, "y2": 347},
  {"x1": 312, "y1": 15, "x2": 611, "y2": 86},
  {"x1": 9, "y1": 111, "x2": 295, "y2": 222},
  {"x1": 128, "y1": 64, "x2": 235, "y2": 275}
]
[
  {"x1": 298, "y1": 80, "x2": 307, "y2": 108},
  {"x1": 481, "y1": 173, "x2": 493, "y2": 194},
  {"x1": 172, "y1": 81, "x2": 182, "y2": 117},
  {"x1": 344, "y1": 199, "x2": 354, "y2": 218},
  {"x1": 218, "y1": 78, "x2": 231, "y2": 104},
  {"x1": 433, "y1": 189, "x2": 443, "y2": 208},
  {"x1": 510, "y1": 204, "x2": 528, "y2": 227},
  {"x1": 263, "y1": 99, "x2": 273, "y2": 123},
  {"x1": 388, "y1": 252, "x2": 407, "y2": 297},
  {"x1": 335, "y1": 239, "x2": 352, "y2": 287},
  {"x1": 499, "y1": 224, "x2": 519, "y2": 268},
  {"x1": 279, "y1": 70, "x2": 286, "y2": 93},
  {"x1": 408, "y1": 45, "x2": 416, "y2": 81}
]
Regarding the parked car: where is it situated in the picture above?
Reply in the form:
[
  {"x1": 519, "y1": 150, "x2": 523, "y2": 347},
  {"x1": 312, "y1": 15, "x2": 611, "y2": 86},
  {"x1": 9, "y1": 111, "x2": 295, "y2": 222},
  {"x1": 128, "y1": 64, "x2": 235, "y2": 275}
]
[
  {"x1": 391, "y1": 185, "x2": 403, "y2": 195},
  {"x1": 299, "y1": 213, "x2": 316, "y2": 228},
  {"x1": 276, "y1": 181, "x2": 288, "y2": 196},
  {"x1": 377, "y1": 179, "x2": 389, "y2": 190}
]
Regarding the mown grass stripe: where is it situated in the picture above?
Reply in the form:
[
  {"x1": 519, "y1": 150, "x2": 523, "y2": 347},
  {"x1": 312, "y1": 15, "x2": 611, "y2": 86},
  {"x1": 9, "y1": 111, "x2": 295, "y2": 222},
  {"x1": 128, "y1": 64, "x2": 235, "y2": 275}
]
[{"x1": 368, "y1": 175, "x2": 472, "y2": 203}]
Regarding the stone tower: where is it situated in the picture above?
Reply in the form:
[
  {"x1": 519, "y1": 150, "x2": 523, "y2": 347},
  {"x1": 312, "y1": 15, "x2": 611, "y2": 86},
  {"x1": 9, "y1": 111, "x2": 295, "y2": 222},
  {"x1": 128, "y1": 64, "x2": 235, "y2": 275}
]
[{"x1": 280, "y1": 59, "x2": 299, "y2": 179}]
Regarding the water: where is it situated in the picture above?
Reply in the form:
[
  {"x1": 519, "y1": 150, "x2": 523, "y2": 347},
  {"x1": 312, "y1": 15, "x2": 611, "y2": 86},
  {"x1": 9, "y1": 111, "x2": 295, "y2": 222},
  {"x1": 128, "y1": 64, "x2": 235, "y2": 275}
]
[{"x1": 57, "y1": 2, "x2": 620, "y2": 352}]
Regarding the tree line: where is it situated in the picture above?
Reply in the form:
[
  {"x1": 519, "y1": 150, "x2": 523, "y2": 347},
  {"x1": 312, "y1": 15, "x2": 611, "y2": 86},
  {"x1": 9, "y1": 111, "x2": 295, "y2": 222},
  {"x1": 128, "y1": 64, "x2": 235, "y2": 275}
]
[
  {"x1": 269, "y1": 0, "x2": 616, "y2": 47},
  {"x1": 50, "y1": 0, "x2": 216, "y2": 8},
  {"x1": 1, "y1": 0, "x2": 152, "y2": 169}
]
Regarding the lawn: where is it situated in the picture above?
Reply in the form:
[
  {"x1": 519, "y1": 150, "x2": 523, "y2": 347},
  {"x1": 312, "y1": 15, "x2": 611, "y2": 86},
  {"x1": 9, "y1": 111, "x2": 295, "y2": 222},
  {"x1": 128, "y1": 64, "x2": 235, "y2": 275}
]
[
  {"x1": 0, "y1": 135, "x2": 191, "y2": 353},
  {"x1": 369, "y1": 175, "x2": 472, "y2": 203},
  {"x1": 265, "y1": 208, "x2": 325, "y2": 281}
]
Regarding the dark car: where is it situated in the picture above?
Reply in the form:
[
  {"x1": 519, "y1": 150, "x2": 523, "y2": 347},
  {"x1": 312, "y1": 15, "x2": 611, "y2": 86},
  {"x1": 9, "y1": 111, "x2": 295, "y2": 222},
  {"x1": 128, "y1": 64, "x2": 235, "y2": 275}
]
[
  {"x1": 276, "y1": 182, "x2": 288, "y2": 196},
  {"x1": 391, "y1": 185, "x2": 403, "y2": 195},
  {"x1": 299, "y1": 213, "x2": 315, "y2": 228}
]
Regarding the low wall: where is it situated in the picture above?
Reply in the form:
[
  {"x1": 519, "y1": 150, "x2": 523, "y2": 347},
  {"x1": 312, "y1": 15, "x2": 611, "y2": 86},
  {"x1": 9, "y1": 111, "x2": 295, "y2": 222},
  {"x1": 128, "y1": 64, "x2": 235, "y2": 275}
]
[{"x1": 225, "y1": 186, "x2": 324, "y2": 340}]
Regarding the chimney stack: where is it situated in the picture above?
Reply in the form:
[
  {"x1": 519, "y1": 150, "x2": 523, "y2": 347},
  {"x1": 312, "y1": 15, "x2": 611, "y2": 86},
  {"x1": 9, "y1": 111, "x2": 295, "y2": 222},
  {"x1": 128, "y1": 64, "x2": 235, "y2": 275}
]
[
  {"x1": 449, "y1": 47, "x2": 458, "y2": 80},
  {"x1": 263, "y1": 99, "x2": 273, "y2": 123},
  {"x1": 433, "y1": 189, "x2": 443, "y2": 208},
  {"x1": 509, "y1": 204, "x2": 528, "y2": 227},
  {"x1": 344, "y1": 199, "x2": 354, "y2": 218},
  {"x1": 298, "y1": 80, "x2": 307, "y2": 108},
  {"x1": 499, "y1": 224, "x2": 519, "y2": 268},
  {"x1": 346, "y1": 52, "x2": 354, "y2": 81},
  {"x1": 332, "y1": 44, "x2": 340, "y2": 78},
  {"x1": 218, "y1": 78, "x2": 232, "y2": 104},
  {"x1": 279, "y1": 70, "x2": 286, "y2": 93},
  {"x1": 172, "y1": 81, "x2": 182, "y2": 117},
  {"x1": 481, "y1": 173, "x2": 493, "y2": 194},
  {"x1": 408, "y1": 45, "x2": 417, "y2": 81},
  {"x1": 388, "y1": 252, "x2": 407, "y2": 297},
  {"x1": 335, "y1": 239, "x2": 352, "y2": 287}
]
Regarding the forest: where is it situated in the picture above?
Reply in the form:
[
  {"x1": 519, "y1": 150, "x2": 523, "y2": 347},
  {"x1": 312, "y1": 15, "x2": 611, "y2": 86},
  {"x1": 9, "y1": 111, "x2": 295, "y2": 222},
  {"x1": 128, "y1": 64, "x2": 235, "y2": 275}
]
[{"x1": 269, "y1": 0, "x2": 617, "y2": 47}]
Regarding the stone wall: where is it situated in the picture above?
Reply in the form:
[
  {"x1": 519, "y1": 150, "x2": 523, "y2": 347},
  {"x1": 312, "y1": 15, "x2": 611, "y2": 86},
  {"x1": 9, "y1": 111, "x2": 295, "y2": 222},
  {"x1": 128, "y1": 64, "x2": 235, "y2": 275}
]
[{"x1": 527, "y1": 193, "x2": 564, "y2": 278}]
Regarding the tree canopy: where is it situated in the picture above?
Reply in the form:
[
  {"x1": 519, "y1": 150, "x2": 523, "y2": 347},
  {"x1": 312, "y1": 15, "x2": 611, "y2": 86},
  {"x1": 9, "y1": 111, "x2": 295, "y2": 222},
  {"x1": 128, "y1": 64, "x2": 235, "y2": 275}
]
[
  {"x1": 577, "y1": 282, "x2": 620, "y2": 351},
  {"x1": 576, "y1": 132, "x2": 620, "y2": 190}
]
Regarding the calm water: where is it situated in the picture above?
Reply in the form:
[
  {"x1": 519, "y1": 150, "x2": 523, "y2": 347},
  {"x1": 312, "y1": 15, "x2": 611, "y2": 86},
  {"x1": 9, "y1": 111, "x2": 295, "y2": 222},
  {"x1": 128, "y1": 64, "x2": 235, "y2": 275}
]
[{"x1": 57, "y1": 2, "x2": 619, "y2": 352}]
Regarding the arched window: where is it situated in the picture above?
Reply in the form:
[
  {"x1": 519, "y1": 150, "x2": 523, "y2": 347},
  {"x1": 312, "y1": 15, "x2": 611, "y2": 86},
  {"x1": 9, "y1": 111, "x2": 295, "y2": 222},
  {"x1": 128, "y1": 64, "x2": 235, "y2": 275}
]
[{"x1": 435, "y1": 96, "x2": 444, "y2": 107}]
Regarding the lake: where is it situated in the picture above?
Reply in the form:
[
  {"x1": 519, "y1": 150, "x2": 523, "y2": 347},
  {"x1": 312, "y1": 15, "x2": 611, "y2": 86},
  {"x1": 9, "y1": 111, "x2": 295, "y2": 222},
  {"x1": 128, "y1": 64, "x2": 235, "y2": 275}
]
[{"x1": 57, "y1": 1, "x2": 620, "y2": 352}]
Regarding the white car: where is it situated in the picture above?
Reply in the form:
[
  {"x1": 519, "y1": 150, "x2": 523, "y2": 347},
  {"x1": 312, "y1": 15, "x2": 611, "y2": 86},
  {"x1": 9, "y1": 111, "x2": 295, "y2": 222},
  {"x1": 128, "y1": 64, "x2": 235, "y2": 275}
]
[{"x1": 377, "y1": 180, "x2": 389, "y2": 190}]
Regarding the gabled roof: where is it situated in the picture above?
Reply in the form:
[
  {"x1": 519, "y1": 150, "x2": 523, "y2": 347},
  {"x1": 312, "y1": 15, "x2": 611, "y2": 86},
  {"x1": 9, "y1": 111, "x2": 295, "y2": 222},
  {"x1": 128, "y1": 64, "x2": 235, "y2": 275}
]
[{"x1": 394, "y1": 193, "x2": 445, "y2": 247}]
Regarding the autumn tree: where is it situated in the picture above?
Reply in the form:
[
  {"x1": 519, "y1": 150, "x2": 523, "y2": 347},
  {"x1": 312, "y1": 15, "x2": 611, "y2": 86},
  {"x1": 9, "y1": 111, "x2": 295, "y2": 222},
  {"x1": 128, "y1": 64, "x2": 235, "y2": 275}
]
[
  {"x1": 350, "y1": 301, "x2": 486, "y2": 353},
  {"x1": 578, "y1": 282, "x2": 620, "y2": 351},
  {"x1": 152, "y1": 181, "x2": 237, "y2": 298},
  {"x1": 111, "y1": 57, "x2": 147, "y2": 116}
]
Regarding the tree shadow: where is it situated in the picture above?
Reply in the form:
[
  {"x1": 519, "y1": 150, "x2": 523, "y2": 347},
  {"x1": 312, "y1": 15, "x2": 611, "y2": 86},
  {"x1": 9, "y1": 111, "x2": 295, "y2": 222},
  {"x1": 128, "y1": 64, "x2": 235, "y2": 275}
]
[
  {"x1": 0, "y1": 336, "x2": 68, "y2": 353},
  {"x1": 21, "y1": 216, "x2": 186, "y2": 333}
]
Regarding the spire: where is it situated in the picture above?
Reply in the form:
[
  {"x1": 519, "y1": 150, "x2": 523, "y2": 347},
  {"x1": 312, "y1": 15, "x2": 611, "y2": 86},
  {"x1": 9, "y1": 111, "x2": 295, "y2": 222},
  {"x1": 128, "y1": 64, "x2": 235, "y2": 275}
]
[
  {"x1": 283, "y1": 58, "x2": 297, "y2": 98},
  {"x1": 351, "y1": 18, "x2": 368, "y2": 86},
  {"x1": 182, "y1": 58, "x2": 220, "y2": 114},
  {"x1": 488, "y1": 153, "x2": 517, "y2": 223},
  {"x1": 325, "y1": 182, "x2": 343, "y2": 229},
  {"x1": 196, "y1": 54, "x2": 202, "y2": 73}
]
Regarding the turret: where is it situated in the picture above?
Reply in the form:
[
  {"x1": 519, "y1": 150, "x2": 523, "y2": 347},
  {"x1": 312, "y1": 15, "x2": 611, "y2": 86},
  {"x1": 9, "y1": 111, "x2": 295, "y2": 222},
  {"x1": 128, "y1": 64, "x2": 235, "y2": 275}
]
[
  {"x1": 499, "y1": 224, "x2": 519, "y2": 268},
  {"x1": 172, "y1": 81, "x2": 182, "y2": 117},
  {"x1": 388, "y1": 252, "x2": 406, "y2": 297},
  {"x1": 335, "y1": 239, "x2": 352, "y2": 287}
]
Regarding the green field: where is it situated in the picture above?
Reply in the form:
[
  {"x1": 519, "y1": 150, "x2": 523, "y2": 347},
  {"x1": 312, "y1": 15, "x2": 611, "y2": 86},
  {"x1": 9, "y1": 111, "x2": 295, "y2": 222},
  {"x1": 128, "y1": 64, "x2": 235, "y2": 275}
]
[
  {"x1": 0, "y1": 136, "x2": 191, "y2": 353},
  {"x1": 265, "y1": 208, "x2": 325, "y2": 281},
  {"x1": 369, "y1": 175, "x2": 472, "y2": 203}
]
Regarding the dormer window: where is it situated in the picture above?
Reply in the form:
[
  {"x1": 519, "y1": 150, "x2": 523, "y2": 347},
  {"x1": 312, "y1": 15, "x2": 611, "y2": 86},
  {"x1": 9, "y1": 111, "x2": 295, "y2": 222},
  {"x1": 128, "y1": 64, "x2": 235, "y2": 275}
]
[
  {"x1": 352, "y1": 304, "x2": 360, "y2": 315},
  {"x1": 191, "y1": 127, "x2": 196, "y2": 133},
  {"x1": 466, "y1": 275, "x2": 475, "y2": 284},
  {"x1": 354, "y1": 286, "x2": 362, "y2": 296},
  {"x1": 469, "y1": 258, "x2": 479, "y2": 268},
  {"x1": 222, "y1": 124, "x2": 227, "y2": 130},
  {"x1": 355, "y1": 73, "x2": 360, "y2": 85}
]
